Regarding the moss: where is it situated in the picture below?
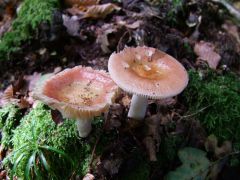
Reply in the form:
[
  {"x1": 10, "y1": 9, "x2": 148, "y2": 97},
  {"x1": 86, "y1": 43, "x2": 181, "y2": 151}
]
[
  {"x1": 4, "y1": 103, "x2": 101, "y2": 179},
  {"x1": 0, "y1": 104, "x2": 21, "y2": 148},
  {"x1": 183, "y1": 71, "x2": 240, "y2": 150},
  {"x1": 0, "y1": 0, "x2": 59, "y2": 60}
]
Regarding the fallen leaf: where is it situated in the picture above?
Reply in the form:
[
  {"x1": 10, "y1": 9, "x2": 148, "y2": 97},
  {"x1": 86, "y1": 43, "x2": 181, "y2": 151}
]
[
  {"x1": 64, "y1": 0, "x2": 99, "y2": 7},
  {"x1": 194, "y1": 41, "x2": 221, "y2": 69},
  {"x1": 83, "y1": 3, "x2": 121, "y2": 19},
  {"x1": 205, "y1": 135, "x2": 232, "y2": 158}
]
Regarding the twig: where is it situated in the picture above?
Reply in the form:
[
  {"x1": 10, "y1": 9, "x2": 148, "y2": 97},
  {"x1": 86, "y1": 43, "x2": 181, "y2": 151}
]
[
  {"x1": 212, "y1": 0, "x2": 240, "y2": 21},
  {"x1": 180, "y1": 105, "x2": 212, "y2": 120}
]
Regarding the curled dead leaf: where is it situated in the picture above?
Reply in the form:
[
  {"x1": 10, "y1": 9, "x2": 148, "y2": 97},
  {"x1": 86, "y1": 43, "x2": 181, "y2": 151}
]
[
  {"x1": 83, "y1": 3, "x2": 121, "y2": 19},
  {"x1": 205, "y1": 135, "x2": 232, "y2": 158},
  {"x1": 194, "y1": 41, "x2": 221, "y2": 69},
  {"x1": 64, "y1": 0, "x2": 99, "y2": 7}
]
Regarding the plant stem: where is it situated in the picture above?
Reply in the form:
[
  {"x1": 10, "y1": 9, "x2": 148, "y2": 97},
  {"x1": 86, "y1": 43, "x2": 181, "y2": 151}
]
[
  {"x1": 128, "y1": 95, "x2": 148, "y2": 120},
  {"x1": 76, "y1": 119, "x2": 92, "y2": 138}
]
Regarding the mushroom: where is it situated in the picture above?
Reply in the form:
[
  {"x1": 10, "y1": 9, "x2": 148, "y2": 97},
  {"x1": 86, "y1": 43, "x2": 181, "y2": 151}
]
[
  {"x1": 108, "y1": 46, "x2": 188, "y2": 120},
  {"x1": 33, "y1": 66, "x2": 119, "y2": 137}
]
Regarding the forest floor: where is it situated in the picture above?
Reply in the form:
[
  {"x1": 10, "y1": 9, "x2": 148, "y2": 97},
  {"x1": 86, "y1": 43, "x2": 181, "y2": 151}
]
[{"x1": 0, "y1": 0, "x2": 240, "y2": 179}]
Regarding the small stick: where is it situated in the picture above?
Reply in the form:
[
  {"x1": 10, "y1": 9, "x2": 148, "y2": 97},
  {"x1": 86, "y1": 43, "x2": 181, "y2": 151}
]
[{"x1": 212, "y1": 0, "x2": 240, "y2": 21}]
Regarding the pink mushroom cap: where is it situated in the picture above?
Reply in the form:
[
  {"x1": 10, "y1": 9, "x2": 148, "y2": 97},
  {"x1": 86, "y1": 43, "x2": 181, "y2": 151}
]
[
  {"x1": 33, "y1": 66, "x2": 119, "y2": 119},
  {"x1": 108, "y1": 46, "x2": 188, "y2": 99}
]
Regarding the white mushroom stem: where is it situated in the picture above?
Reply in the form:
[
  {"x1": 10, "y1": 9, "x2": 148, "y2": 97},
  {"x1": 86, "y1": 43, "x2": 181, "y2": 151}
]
[
  {"x1": 76, "y1": 119, "x2": 92, "y2": 138},
  {"x1": 128, "y1": 95, "x2": 148, "y2": 120}
]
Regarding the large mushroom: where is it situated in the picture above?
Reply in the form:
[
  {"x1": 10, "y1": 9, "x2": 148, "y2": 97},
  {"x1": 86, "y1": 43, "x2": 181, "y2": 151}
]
[
  {"x1": 33, "y1": 66, "x2": 119, "y2": 137},
  {"x1": 108, "y1": 46, "x2": 188, "y2": 120}
]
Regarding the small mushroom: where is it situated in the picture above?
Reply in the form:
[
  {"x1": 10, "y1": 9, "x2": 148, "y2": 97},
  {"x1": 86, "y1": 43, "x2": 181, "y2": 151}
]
[
  {"x1": 33, "y1": 66, "x2": 119, "y2": 137},
  {"x1": 108, "y1": 46, "x2": 188, "y2": 120}
]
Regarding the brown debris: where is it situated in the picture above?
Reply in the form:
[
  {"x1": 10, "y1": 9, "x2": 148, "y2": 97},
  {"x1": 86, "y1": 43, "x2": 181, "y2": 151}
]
[
  {"x1": 105, "y1": 103, "x2": 123, "y2": 130},
  {"x1": 64, "y1": 0, "x2": 99, "y2": 7},
  {"x1": 205, "y1": 135, "x2": 232, "y2": 158},
  {"x1": 194, "y1": 41, "x2": 221, "y2": 69},
  {"x1": 143, "y1": 115, "x2": 161, "y2": 161},
  {"x1": 83, "y1": 3, "x2": 121, "y2": 19},
  {"x1": 66, "y1": 3, "x2": 120, "y2": 19}
]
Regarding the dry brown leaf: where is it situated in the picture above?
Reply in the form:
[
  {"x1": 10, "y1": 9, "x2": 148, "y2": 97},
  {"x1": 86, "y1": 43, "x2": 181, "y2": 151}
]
[
  {"x1": 83, "y1": 3, "x2": 121, "y2": 19},
  {"x1": 205, "y1": 135, "x2": 232, "y2": 158},
  {"x1": 64, "y1": 0, "x2": 99, "y2": 7},
  {"x1": 194, "y1": 41, "x2": 221, "y2": 69}
]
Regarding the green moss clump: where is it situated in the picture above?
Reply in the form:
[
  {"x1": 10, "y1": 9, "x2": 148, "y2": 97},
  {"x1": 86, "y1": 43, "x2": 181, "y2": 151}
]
[
  {"x1": 0, "y1": 0, "x2": 59, "y2": 60},
  {"x1": 183, "y1": 71, "x2": 240, "y2": 149},
  {"x1": 4, "y1": 103, "x2": 94, "y2": 179},
  {"x1": 0, "y1": 104, "x2": 21, "y2": 148}
]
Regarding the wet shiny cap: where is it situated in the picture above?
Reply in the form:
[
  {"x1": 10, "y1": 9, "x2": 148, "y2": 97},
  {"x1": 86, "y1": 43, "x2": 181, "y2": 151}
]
[{"x1": 108, "y1": 46, "x2": 188, "y2": 99}]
